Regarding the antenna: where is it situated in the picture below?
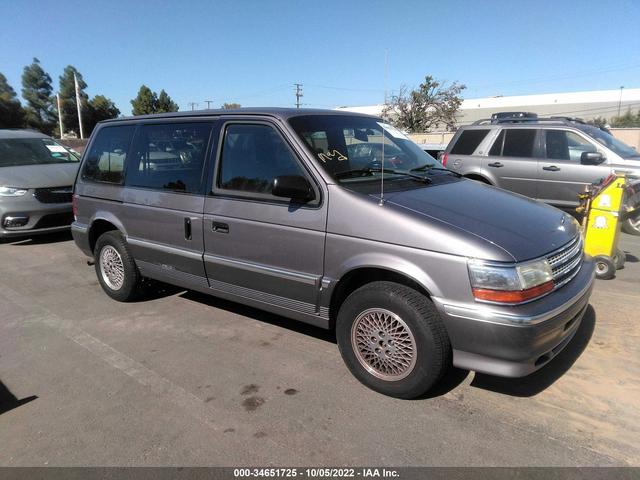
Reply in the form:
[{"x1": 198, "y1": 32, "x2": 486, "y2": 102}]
[
  {"x1": 379, "y1": 50, "x2": 387, "y2": 206},
  {"x1": 379, "y1": 126, "x2": 385, "y2": 206}
]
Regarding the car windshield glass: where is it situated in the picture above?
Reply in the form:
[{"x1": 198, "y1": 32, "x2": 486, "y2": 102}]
[
  {"x1": 288, "y1": 115, "x2": 440, "y2": 183},
  {"x1": 577, "y1": 125, "x2": 639, "y2": 159},
  {"x1": 0, "y1": 138, "x2": 80, "y2": 167}
]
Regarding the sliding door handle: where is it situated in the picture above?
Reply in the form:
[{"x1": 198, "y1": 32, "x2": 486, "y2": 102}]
[
  {"x1": 212, "y1": 221, "x2": 229, "y2": 234},
  {"x1": 184, "y1": 218, "x2": 192, "y2": 240}
]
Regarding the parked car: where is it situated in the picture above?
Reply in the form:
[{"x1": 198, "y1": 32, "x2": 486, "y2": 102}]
[
  {"x1": 0, "y1": 129, "x2": 80, "y2": 239},
  {"x1": 442, "y1": 115, "x2": 640, "y2": 235},
  {"x1": 72, "y1": 109, "x2": 594, "y2": 398},
  {"x1": 417, "y1": 142, "x2": 448, "y2": 161}
]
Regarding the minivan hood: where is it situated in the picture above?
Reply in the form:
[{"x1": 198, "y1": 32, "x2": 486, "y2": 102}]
[
  {"x1": 383, "y1": 179, "x2": 578, "y2": 261},
  {"x1": 0, "y1": 163, "x2": 79, "y2": 188}
]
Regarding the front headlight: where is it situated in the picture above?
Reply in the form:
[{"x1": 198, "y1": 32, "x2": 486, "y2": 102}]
[
  {"x1": 0, "y1": 186, "x2": 28, "y2": 197},
  {"x1": 468, "y1": 258, "x2": 554, "y2": 304}
]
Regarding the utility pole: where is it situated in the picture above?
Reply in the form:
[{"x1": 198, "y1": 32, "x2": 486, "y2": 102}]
[
  {"x1": 73, "y1": 73, "x2": 84, "y2": 139},
  {"x1": 56, "y1": 93, "x2": 64, "y2": 139},
  {"x1": 294, "y1": 83, "x2": 303, "y2": 109},
  {"x1": 205, "y1": 100, "x2": 214, "y2": 109},
  {"x1": 617, "y1": 86, "x2": 625, "y2": 118},
  {"x1": 188, "y1": 102, "x2": 198, "y2": 111}
]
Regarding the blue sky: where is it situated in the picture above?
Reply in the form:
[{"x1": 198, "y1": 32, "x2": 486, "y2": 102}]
[{"x1": 1, "y1": 0, "x2": 639, "y2": 115}]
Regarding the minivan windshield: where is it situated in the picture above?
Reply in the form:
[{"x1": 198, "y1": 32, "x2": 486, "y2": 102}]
[
  {"x1": 0, "y1": 137, "x2": 80, "y2": 167},
  {"x1": 577, "y1": 124, "x2": 639, "y2": 159},
  {"x1": 289, "y1": 115, "x2": 441, "y2": 183}
]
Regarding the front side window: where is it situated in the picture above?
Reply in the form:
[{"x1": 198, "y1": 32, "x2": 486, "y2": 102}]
[
  {"x1": 546, "y1": 130, "x2": 597, "y2": 161},
  {"x1": 577, "y1": 124, "x2": 639, "y2": 159},
  {"x1": 82, "y1": 125, "x2": 135, "y2": 183},
  {"x1": 288, "y1": 115, "x2": 440, "y2": 186},
  {"x1": 501, "y1": 129, "x2": 537, "y2": 158},
  {"x1": 217, "y1": 123, "x2": 306, "y2": 196},
  {"x1": 0, "y1": 137, "x2": 79, "y2": 168},
  {"x1": 126, "y1": 123, "x2": 211, "y2": 193}
]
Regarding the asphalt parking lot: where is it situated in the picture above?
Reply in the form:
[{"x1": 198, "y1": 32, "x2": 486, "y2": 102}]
[{"x1": 0, "y1": 232, "x2": 639, "y2": 466}]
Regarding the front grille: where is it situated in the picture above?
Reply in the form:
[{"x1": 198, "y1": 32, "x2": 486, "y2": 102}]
[
  {"x1": 34, "y1": 212, "x2": 74, "y2": 229},
  {"x1": 33, "y1": 186, "x2": 72, "y2": 204},
  {"x1": 546, "y1": 235, "x2": 583, "y2": 289}
]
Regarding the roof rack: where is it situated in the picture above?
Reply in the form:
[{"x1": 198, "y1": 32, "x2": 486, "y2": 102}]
[{"x1": 472, "y1": 115, "x2": 589, "y2": 126}]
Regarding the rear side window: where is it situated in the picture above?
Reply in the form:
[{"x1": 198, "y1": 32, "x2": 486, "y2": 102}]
[
  {"x1": 82, "y1": 126, "x2": 135, "y2": 184},
  {"x1": 217, "y1": 123, "x2": 306, "y2": 196},
  {"x1": 501, "y1": 129, "x2": 537, "y2": 158},
  {"x1": 450, "y1": 129, "x2": 489, "y2": 155},
  {"x1": 126, "y1": 123, "x2": 212, "y2": 193}
]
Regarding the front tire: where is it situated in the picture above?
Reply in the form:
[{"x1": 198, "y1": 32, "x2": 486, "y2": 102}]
[
  {"x1": 94, "y1": 231, "x2": 141, "y2": 302},
  {"x1": 336, "y1": 281, "x2": 451, "y2": 399}
]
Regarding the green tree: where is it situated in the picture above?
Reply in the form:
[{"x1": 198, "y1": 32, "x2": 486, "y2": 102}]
[
  {"x1": 58, "y1": 65, "x2": 89, "y2": 136},
  {"x1": 610, "y1": 109, "x2": 640, "y2": 128},
  {"x1": 85, "y1": 95, "x2": 120, "y2": 134},
  {"x1": 156, "y1": 89, "x2": 179, "y2": 113},
  {"x1": 588, "y1": 116, "x2": 609, "y2": 129},
  {"x1": 382, "y1": 75, "x2": 466, "y2": 132},
  {"x1": 21, "y1": 58, "x2": 54, "y2": 134},
  {"x1": 222, "y1": 102, "x2": 241, "y2": 109},
  {"x1": 130, "y1": 85, "x2": 158, "y2": 115},
  {"x1": 0, "y1": 72, "x2": 25, "y2": 128}
]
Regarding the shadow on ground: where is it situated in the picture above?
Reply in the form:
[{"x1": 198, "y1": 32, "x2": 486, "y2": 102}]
[
  {"x1": 180, "y1": 290, "x2": 336, "y2": 344},
  {"x1": 470, "y1": 305, "x2": 596, "y2": 397},
  {"x1": 0, "y1": 380, "x2": 37, "y2": 415}
]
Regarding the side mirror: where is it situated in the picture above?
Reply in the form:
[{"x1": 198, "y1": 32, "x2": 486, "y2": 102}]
[
  {"x1": 581, "y1": 151, "x2": 605, "y2": 165},
  {"x1": 272, "y1": 175, "x2": 314, "y2": 202}
]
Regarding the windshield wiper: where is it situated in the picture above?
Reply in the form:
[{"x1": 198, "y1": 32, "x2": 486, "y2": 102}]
[
  {"x1": 335, "y1": 167, "x2": 432, "y2": 183},
  {"x1": 410, "y1": 164, "x2": 462, "y2": 177}
]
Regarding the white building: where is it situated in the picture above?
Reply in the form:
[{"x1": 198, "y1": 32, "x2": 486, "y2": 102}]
[{"x1": 337, "y1": 87, "x2": 640, "y2": 126}]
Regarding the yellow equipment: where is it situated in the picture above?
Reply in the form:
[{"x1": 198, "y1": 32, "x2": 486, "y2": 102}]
[{"x1": 577, "y1": 173, "x2": 632, "y2": 279}]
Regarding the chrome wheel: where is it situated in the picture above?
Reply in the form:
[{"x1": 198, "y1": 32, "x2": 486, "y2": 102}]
[
  {"x1": 99, "y1": 245, "x2": 125, "y2": 291},
  {"x1": 351, "y1": 308, "x2": 417, "y2": 381}
]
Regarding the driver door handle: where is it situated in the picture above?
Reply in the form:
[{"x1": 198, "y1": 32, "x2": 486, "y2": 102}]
[
  {"x1": 212, "y1": 221, "x2": 229, "y2": 234},
  {"x1": 543, "y1": 165, "x2": 561, "y2": 172},
  {"x1": 487, "y1": 162, "x2": 503, "y2": 168}
]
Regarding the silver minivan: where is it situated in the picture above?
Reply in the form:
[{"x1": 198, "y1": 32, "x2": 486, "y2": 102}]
[
  {"x1": 443, "y1": 117, "x2": 640, "y2": 235},
  {"x1": 1, "y1": 129, "x2": 80, "y2": 239},
  {"x1": 72, "y1": 109, "x2": 595, "y2": 398}
]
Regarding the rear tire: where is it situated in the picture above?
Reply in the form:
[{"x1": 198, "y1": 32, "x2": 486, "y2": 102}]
[
  {"x1": 594, "y1": 255, "x2": 616, "y2": 280},
  {"x1": 94, "y1": 231, "x2": 141, "y2": 302},
  {"x1": 336, "y1": 281, "x2": 451, "y2": 399}
]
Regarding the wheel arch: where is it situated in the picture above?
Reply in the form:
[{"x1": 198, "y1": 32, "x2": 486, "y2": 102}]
[
  {"x1": 328, "y1": 264, "x2": 437, "y2": 329},
  {"x1": 463, "y1": 173, "x2": 492, "y2": 184},
  {"x1": 88, "y1": 213, "x2": 127, "y2": 253}
]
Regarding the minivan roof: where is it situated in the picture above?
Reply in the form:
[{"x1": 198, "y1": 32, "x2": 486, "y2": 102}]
[
  {"x1": 0, "y1": 129, "x2": 50, "y2": 139},
  {"x1": 99, "y1": 107, "x2": 379, "y2": 125}
]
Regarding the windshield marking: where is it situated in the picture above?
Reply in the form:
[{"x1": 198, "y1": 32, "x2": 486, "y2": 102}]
[{"x1": 317, "y1": 149, "x2": 348, "y2": 163}]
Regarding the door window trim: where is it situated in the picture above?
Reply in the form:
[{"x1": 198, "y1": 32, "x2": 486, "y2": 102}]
[
  {"x1": 488, "y1": 127, "x2": 543, "y2": 159},
  {"x1": 210, "y1": 119, "x2": 322, "y2": 207}
]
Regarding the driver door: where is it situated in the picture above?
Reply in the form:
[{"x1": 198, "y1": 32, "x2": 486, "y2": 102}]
[{"x1": 538, "y1": 129, "x2": 612, "y2": 207}]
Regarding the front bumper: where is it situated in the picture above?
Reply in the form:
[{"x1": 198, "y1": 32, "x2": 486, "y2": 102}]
[
  {"x1": 433, "y1": 257, "x2": 595, "y2": 377},
  {"x1": 0, "y1": 197, "x2": 73, "y2": 239}
]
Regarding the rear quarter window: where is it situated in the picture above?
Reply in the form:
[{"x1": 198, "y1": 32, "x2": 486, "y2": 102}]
[
  {"x1": 450, "y1": 129, "x2": 490, "y2": 155},
  {"x1": 81, "y1": 125, "x2": 136, "y2": 184}
]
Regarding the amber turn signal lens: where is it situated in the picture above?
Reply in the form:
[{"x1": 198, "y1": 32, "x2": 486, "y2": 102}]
[{"x1": 472, "y1": 281, "x2": 554, "y2": 304}]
